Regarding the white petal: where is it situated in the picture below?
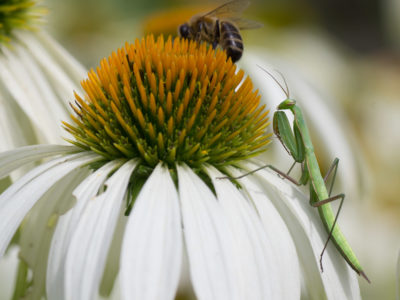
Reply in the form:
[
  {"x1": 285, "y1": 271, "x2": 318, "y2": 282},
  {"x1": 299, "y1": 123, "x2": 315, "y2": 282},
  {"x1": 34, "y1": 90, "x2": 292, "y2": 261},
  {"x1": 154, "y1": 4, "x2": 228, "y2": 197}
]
[
  {"x1": 207, "y1": 166, "x2": 301, "y2": 299},
  {"x1": 15, "y1": 31, "x2": 82, "y2": 101},
  {"x1": 0, "y1": 152, "x2": 100, "y2": 257},
  {"x1": 121, "y1": 164, "x2": 182, "y2": 300},
  {"x1": 206, "y1": 167, "x2": 271, "y2": 299},
  {"x1": 251, "y1": 172, "x2": 326, "y2": 299},
  {"x1": 177, "y1": 164, "x2": 241, "y2": 300},
  {"x1": 0, "y1": 91, "x2": 27, "y2": 151},
  {"x1": 251, "y1": 165, "x2": 361, "y2": 299},
  {"x1": 64, "y1": 159, "x2": 137, "y2": 300},
  {"x1": 14, "y1": 41, "x2": 70, "y2": 120},
  {"x1": 47, "y1": 160, "x2": 122, "y2": 300},
  {"x1": 0, "y1": 30, "x2": 85, "y2": 146},
  {"x1": 0, "y1": 53, "x2": 43, "y2": 130},
  {"x1": 99, "y1": 206, "x2": 127, "y2": 297},
  {"x1": 33, "y1": 31, "x2": 87, "y2": 81},
  {"x1": 19, "y1": 168, "x2": 89, "y2": 299},
  {"x1": 0, "y1": 48, "x2": 63, "y2": 143},
  {"x1": 0, "y1": 145, "x2": 78, "y2": 179},
  {"x1": 0, "y1": 78, "x2": 39, "y2": 149},
  {"x1": 228, "y1": 166, "x2": 302, "y2": 299}
]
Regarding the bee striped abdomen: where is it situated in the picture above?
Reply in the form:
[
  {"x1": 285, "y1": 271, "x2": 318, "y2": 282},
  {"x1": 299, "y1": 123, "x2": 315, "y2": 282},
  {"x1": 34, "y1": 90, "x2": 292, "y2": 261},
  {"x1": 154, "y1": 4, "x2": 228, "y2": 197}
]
[{"x1": 220, "y1": 21, "x2": 243, "y2": 62}]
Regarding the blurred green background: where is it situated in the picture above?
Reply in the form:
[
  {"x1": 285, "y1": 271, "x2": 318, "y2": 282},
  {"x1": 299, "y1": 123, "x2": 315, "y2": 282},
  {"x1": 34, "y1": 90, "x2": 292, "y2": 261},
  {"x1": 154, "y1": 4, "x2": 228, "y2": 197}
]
[{"x1": 42, "y1": 0, "x2": 400, "y2": 299}]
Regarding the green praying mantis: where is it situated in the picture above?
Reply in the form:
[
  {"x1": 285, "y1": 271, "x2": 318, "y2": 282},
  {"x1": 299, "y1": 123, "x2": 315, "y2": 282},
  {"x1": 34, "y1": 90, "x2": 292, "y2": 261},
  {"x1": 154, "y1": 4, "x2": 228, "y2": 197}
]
[{"x1": 229, "y1": 66, "x2": 370, "y2": 282}]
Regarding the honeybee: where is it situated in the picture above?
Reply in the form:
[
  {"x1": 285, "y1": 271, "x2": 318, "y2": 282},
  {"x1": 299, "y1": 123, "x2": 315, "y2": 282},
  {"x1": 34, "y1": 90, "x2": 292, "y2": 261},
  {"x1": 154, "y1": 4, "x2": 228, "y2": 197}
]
[{"x1": 178, "y1": 0, "x2": 261, "y2": 63}]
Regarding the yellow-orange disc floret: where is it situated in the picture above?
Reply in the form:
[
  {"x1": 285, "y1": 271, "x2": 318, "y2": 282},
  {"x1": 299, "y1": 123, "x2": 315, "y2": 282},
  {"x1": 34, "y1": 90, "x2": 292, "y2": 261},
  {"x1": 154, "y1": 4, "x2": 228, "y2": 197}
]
[{"x1": 63, "y1": 35, "x2": 271, "y2": 169}]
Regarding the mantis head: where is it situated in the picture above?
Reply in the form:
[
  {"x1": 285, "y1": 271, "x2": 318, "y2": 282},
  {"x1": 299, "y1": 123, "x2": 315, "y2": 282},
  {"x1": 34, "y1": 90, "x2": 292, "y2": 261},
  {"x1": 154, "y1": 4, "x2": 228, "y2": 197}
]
[{"x1": 277, "y1": 99, "x2": 296, "y2": 110}]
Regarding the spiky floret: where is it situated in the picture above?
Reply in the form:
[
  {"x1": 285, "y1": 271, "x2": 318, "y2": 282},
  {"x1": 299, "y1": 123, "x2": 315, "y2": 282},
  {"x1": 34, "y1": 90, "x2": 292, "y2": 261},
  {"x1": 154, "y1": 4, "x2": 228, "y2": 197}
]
[
  {"x1": 0, "y1": 0, "x2": 46, "y2": 44},
  {"x1": 64, "y1": 35, "x2": 271, "y2": 171}
]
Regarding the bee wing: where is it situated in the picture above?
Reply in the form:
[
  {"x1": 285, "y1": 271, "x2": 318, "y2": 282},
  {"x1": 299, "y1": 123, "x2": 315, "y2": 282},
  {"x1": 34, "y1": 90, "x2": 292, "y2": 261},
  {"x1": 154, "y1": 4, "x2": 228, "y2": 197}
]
[
  {"x1": 229, "y1": 18, "x2": 263, "y2": 30},
  {"x1": 203, "y1": 0, "x2": 250, "y2": 19}
]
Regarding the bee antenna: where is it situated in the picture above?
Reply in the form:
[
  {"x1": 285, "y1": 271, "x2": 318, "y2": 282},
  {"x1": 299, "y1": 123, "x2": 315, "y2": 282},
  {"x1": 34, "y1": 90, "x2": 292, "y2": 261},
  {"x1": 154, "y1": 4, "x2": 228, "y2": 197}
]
[{"x1": 257, "y1": 64, "x2": 290, "y2": 98}]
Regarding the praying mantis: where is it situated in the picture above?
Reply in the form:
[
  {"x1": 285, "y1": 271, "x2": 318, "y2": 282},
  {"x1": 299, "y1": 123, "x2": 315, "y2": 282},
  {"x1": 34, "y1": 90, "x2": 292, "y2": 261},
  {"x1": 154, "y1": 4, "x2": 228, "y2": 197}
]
[{"x1": 230, "y1": 66, "x2": 370, "y2": 282}]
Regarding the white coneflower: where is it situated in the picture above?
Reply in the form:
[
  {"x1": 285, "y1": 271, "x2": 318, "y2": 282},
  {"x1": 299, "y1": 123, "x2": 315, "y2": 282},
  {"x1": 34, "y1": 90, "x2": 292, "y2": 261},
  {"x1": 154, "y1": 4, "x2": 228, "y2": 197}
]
[
  {"x1": 0, "y1": 0, "x2": 86, "y2": 151},
  {"x1": 0, "y1": 35, "x2": 361, "y2": 299}
]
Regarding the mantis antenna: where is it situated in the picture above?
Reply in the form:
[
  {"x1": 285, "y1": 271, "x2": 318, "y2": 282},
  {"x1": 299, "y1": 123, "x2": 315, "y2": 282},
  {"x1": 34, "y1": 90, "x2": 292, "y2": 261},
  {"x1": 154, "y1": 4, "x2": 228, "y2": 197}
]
[{"x1": 256, "y1": 64, "x2": 290, "y2": 98}]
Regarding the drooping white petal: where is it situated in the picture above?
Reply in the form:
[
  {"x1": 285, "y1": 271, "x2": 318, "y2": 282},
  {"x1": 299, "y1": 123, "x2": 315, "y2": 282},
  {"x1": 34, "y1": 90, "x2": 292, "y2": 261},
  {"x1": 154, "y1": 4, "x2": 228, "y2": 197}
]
[
  {"x1": 0, "y1": 144, "x2": 78, "y2": 179},
  {"x1": 14, "y1": 41, "x2": 70, "y2": 120},
  {"x1": 0, "y1": 48, "x2": 63, "y2": 143},
  {"x1": 15, "y1": 31, "x2": 82, "y2": 102},
  {"x1": 99, "y1": 205, "x2": 127, "y2": 298},
  {"x1": 177, "y1": 164, "x2": 241, "y2": 300},
  {"x1": 19, "y1": 168, "x2": 90, "y2": 300},
  {"x1": 0, "y1": 52, "x2": 43, "y2": 131},
  {"x1": 251, "y1": 165, "x2": 361, "y2": 299},
  {"x1": 121, "y1": 164, "x2": 182, "y2": 300},
  {"x1": 250, "y1": 170, "x2": 326, "y2": 300},
  {"x1": 47, "y1": 160, "x2": 122, "y2": 300},
  {"x1": 207, "y1": 166, "x2": 301, "y2": 299},
  {"x1": 0, "y1": 91, "x2": 29, "y2": 151},
  {"x1": 206, "y1": 167, "x2": 273, "y2": 299},
  {"x1": 32, "y1": 31, "x2": 87, "y2": 81},
  {"x1": 229, "y1": 166, "x2": 302, "y2": 299},
  {"x1": 64, "y1": 159, "x2": 137, "y2": 300},
  {"x1": 0, "y1": 30, "x2": 85, "y2": 147},
  {"x1": 0, "y1": 151, "x2": 100, "y2": 257}
]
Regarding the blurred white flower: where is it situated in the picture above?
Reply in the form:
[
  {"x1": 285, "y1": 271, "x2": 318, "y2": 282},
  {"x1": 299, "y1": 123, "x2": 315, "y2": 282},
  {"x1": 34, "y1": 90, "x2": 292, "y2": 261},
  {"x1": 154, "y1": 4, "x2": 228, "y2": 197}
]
[
  {"x1": 0, "y1": 0, "x2": 86, "y2": 151},
  {"x1": 0, "y1": 36, "x2": 362, "y2": 300}
]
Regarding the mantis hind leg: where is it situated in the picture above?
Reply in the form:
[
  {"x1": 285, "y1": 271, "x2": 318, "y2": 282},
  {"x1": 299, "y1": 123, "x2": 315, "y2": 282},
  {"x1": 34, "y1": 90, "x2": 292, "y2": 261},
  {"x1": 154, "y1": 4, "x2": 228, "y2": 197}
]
[
  {"x1": 313, "y1": 193, "x2": 345, "y2": 272},
  {"x1": 311, "y1": 158, "x2": 345, "y2": 271},
  {"x1": 324, "y1": 157, "x2": 340, "y2": 197},
  {"x1": 286, "y1": 161, "x2": 297, "y2": 177}
]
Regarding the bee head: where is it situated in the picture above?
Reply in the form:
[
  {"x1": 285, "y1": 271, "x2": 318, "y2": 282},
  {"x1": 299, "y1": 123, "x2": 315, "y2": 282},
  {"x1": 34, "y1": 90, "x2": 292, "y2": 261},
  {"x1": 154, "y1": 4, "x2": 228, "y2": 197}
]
[{"x1": 178, "y1": 23, "x2": 190, "y2": 39}]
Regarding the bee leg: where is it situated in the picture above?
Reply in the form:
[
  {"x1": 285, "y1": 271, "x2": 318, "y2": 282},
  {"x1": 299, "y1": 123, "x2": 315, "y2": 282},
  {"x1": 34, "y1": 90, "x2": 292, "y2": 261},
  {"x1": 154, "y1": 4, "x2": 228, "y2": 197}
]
[
  {"x1": 212, "y1": 19, "x2": 220, "y2": 49},
  {"x1": 194, "y1": 32, "x2": 201, "y2": 42},
  {"x1": 194, "y1": 22, "x2": 203, "y2": 42}
]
